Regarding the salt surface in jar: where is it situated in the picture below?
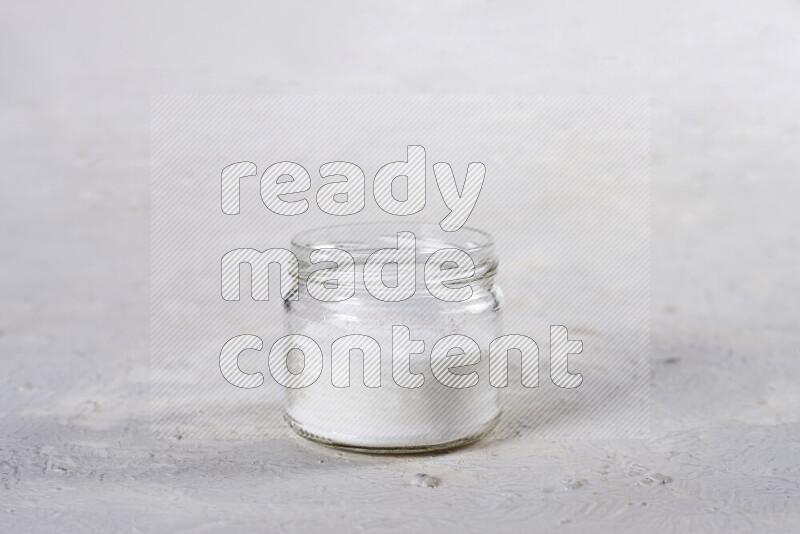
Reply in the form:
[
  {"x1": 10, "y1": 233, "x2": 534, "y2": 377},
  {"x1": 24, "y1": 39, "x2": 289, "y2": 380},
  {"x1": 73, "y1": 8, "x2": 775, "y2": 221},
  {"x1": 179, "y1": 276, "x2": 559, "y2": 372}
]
[{"x1": 283, "y1": 223, "x2": 502, "y2": 452}]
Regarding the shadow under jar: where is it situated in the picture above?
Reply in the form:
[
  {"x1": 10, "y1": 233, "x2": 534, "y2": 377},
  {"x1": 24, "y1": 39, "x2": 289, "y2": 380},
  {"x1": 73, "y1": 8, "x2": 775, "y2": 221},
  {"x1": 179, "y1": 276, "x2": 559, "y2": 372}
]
[{"x1": 283, "y1": 222, "x2": 503, "y2": 453}]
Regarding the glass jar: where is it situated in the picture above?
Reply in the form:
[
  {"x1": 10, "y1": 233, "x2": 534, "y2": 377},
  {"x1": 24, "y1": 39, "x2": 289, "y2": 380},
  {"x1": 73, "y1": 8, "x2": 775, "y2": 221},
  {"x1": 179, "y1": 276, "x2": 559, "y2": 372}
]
[{"x1": 283, "y1": 222, "x2": 502, "y2": 452}]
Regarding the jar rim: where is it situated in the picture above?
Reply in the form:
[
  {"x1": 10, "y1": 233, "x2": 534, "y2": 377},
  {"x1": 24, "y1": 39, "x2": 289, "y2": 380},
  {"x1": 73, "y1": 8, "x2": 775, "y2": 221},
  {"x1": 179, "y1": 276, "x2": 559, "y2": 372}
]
[{"x1": 291, "y1": 222, "x2": 495, "y2": 257}]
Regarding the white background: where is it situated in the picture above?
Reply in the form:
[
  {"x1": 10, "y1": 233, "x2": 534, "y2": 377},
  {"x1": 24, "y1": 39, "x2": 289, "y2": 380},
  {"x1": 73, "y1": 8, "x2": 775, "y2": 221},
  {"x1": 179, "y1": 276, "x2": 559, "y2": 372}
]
[{"x1": 1, "y1": 1, "x2": 798, "y2": 532}]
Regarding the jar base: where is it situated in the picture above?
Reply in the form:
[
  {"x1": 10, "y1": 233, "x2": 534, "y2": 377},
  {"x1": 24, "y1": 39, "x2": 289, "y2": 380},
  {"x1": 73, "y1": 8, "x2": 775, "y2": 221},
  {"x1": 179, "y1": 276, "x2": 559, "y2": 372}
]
[{"x1": 284, "y1": 412, "x2": 501, "y2": 454}]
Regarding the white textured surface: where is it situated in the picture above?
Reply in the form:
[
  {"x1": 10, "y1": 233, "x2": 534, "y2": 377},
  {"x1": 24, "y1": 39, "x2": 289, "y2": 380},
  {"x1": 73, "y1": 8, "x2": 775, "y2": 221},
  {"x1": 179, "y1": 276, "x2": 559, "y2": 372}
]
[{"x1": 1, "y1": 1, "x2": 799, "y2": 532}]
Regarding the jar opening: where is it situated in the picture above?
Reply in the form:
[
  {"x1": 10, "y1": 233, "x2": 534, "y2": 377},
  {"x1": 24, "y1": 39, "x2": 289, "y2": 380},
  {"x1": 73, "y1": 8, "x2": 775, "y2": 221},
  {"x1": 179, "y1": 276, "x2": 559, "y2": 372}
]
[{"x1": 291, "y1": 222, "x2": 494, "y2": 262}]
